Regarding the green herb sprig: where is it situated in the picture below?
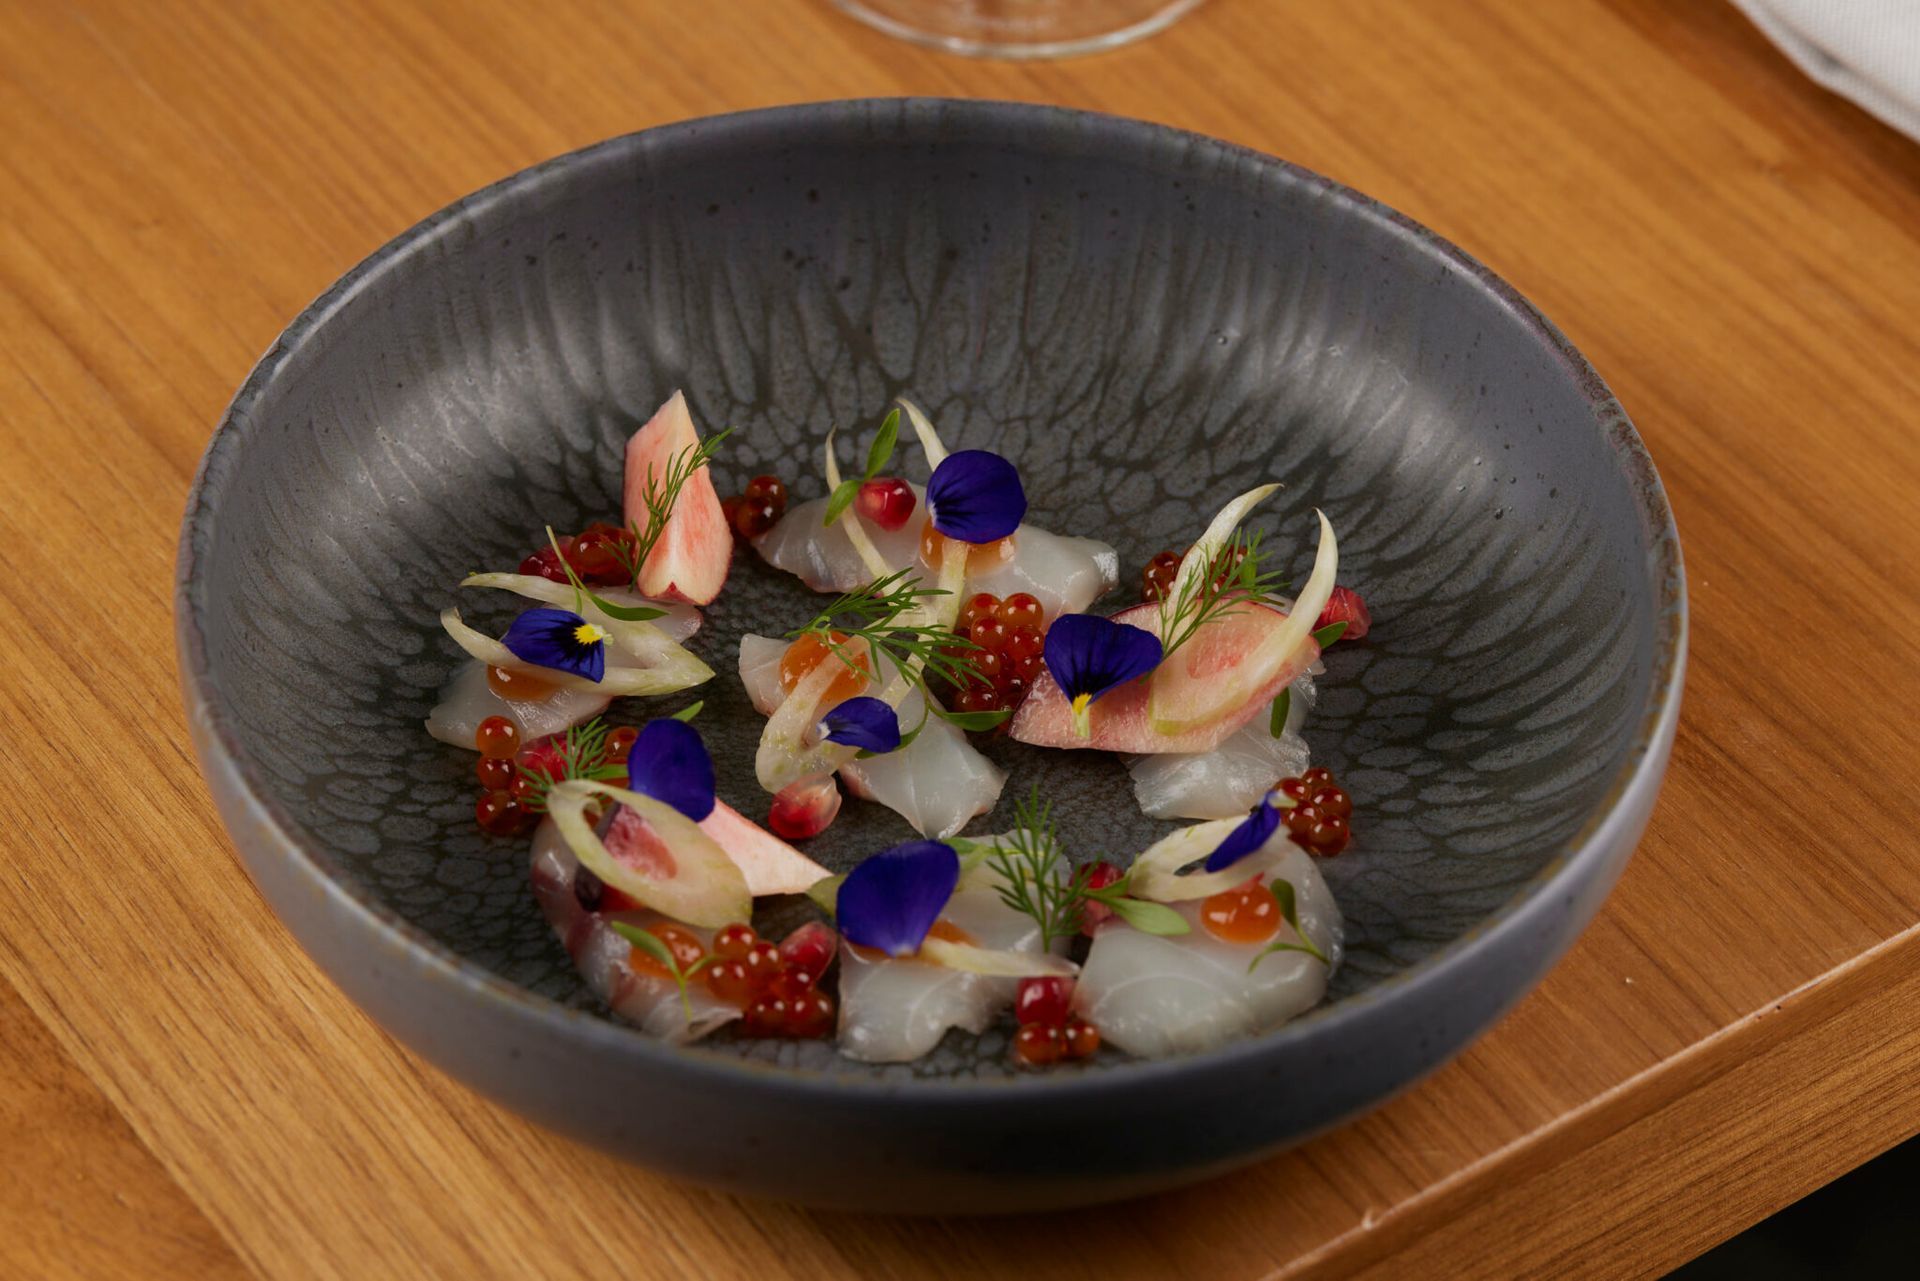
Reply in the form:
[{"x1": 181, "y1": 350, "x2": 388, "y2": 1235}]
[
  {"x1": 1246, "y1": 877, "x2": 1329, "y2": 971},
  {"x1": 544, "y1": 526, "x2": 666, "y2": 623},
  {"x1": 1268, "y1": 686, "x2": 1291, "y2": 739},
  {"x1": 513, "y1": 716, "x2": 625, "y2": 813},
  {"x1": 1157, "y1": 529, "x2": 1291, "y2": 662},
  {"x1": 610, "y1": 921, "x2": 717, "y2": 1022},
  {"x1": 984, "y1": 789, "x2": 1081, "y2": 951},
  {"x1": 1073, "y1": 868, "x2": 1190, "y2": 936},
  {"x1": 614, "y1": 425, "x2": 736, "y2": 579},
  {"x1": 823, "y1": 408, "x2": 900, "y2": 527},
  {"x1": 784, "y1": 569, "x2": 1011, "y2": 730},
  {"x1": 1311, "y1": 620, "x2": 1347, "y2": 648}
]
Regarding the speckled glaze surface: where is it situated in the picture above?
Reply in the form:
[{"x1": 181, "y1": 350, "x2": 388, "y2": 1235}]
[{"x1": 176, "y1": 100, "x2": 1685, "y2": 1211}]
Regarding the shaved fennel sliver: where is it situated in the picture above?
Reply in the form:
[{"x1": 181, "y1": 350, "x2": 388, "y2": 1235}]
[
  {"x1": 1125, "y1": 819, "x2": 1288, "y2": 903},
  {"x1": 460, "y1": 573, "x2": 700, "y2": 641},
  {"x1": 548, "y1": 780, "x2": 751, "y2": 928},
  {"x1": 822, "y1": 427, "x2": 895, "y2": 583},
  {"x1": 918, "y1": 937, "x2": 1077, "y2": 978},
  {"x1": 439, "y1": 608, "x2": 713, "y2": 696},
  {"x1": 897, "y1": 397, "x2": 949, "y2": 468}
]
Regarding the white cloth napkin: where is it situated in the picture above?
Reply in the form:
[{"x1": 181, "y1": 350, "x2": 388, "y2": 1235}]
[{"x1": 1732, "y1": 1, "x2": 1920, "y2": 140}]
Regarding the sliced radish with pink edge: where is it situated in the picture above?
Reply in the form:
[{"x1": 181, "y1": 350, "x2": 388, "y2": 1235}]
[
  {"x1": 547, "y1": 780, "x2": 750, "y2": 928},
  {"x1": 1010, "y1": 600, "x2": 1318, "y2": 754},
  {"x1": 605, "y1": 800, "x2": 829, "y2": 899},
  {"x1": 1147, "y1": 509, "x2": 1338, "y2": 737},
  {"x1": 624, "y1": 390, "x2": 730, "y2": 606}
]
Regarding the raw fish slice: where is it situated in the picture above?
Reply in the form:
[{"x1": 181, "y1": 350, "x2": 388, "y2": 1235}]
[
  {"x1": 753, "y1": 490, "x2": 1118, "y2": 620},
  {"x1": 1011, "y1": 601, "x2": 1319, "y2": 755},
  {"x1": 835, "y1": 888, "x2": 1045, "y2": 1063},
  {"x1": 624, "y1": 390, "x2": 730, "y2": 605},
  {"x1": 529, "y1": 822, "x2": 739, "y2": 1043},
  {"x1": 1129, "y1": 671, "x2": 1318, "y2": 820},
  {"x1": 751, "y1": 490, "x2": 926, "y2": 592},
  {"x1": 426, "y1": 659, "x2": 609, "y2": 748},
  {"x1": 1075, "y1": 844, "x2": 1342, "y2": 1058},
  {"x1": 739, "y1": 635, "x2": 1005, "y2": 837}
]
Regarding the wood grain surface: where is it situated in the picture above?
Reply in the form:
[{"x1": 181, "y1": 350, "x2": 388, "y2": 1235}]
[{"x1": 3, "y1": 0, "x2": 1918, "y2": 1277}]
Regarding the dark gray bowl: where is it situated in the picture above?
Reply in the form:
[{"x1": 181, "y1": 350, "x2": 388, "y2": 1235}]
[{"x1": 176, "y1": 100, "x2": 1684, "y2": 1212}]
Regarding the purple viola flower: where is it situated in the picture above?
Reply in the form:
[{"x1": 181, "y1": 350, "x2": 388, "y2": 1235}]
[
  {"x1": 1205, "y1": 790, "x2": 1283, "y2": 871},
  {"x1": 925, "y1": 449, "x2": 1026, "y2": 544},
  {"x1": 501, "y1": 607, "x2": 609, "y2": 681},
  {"x1": 625, "y1": 718, "x2": 716, "y2": 821},
  {"x1": 818, "y1": 695, "x2": 902, "y2": 754},
  {"x1": 836, "y1": 840, "x2": 960, "y2": 957},
  {"x1": 1042, "y1": 613, "x2": 1164, "y2": 737}
]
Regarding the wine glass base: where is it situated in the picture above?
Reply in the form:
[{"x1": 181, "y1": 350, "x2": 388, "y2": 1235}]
[{"x1": 828, "y1": 0, "x2": 1207, "y2": 59}]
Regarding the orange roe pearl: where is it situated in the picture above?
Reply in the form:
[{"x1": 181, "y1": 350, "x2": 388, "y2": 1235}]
[
  {"x1": 1200, "y1": 878, "x2": 1283, "y2": 945},
  {"x1": 920, "y1": 522, "x2": 1016, "y2": 573},
  {"x1": 1013, "y1": 1023, "x2": 1066, "y2": 1067},
  {"x1": 778, "y1": 630, "x2": 871, "y2": 702},
  {"x1": 996, "y1": 593, "x2": 1043, "y2": 629},
  {"x1": 486, "y1": 665, "x2": 559, "y2": 701},
  {"x1": 474, "y1": 715, "x2": 520, "y2": 758}
]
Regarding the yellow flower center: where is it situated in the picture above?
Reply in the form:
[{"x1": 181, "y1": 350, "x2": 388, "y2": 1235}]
[{"x1": 573, "y1": 622, "x2": 608, "y2": 646}]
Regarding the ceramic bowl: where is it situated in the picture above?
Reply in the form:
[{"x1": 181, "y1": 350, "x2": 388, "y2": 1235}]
[{"x1": 177, "y1": 100, "x2": 1685, "y2": 1212}]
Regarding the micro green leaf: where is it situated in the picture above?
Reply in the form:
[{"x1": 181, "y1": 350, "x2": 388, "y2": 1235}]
[
  {"x1": 670, "y1": 701, "x2": 705, "y2": 722},
  {"x1": 610, "y1": 920, "x2": 710, "y2": 1022},
  {"x1": 929, "y1": 705, "x2": 1014, "y2": 732},
  {"x1": 1312, "y1": 621, "x2": 1348, "y2": 648},
  {"x1": 1105, "y1": 896, "x2": 1191, "y2": 936},
  {"x1": 822, "y1": 477, "x2": 863, "y2": 527},
  {"x1": 1247, "y1": 877, "x2": 1329, "y2": 970},
  {"x1": 864, "y1": 407, "x2": 900, "y2": 480},
  {"x1": 1268, "y1": 686, "x2": 1291, "y2": 739}
]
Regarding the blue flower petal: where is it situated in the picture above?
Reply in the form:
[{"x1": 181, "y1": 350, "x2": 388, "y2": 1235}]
[
  {"x1": 837, "y1": 840, "x2": 960, "y2": 957},
  {"x1": 1204, "y1": 792, "x2": 1283, "y2": 871},
  {"x1": 819, "y1": 695, "x2": 902, "y2": 754},
  {"x1": 625, "y1": 718, "x2": 716, "y2": 821},
  {"x1": 926, "y1": 450, "x2": 1026, "y2": 544},
  {"x1": 501, "y1": 607, "x2": 607, "y2": 682},
  {"x1": 1042, "y1": 614, "x2": 1164, "y2": 732}
]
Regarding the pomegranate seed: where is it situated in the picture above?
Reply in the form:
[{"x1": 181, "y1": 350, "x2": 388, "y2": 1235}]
[
  {"x1": 1314, "y1": 586, "x2": 1371, "y2": 642},
  {"x1": 518, "y1": 546, "x2": 572, "y2": 583},
  {"x1": 855, "y1": 476, "x2": 917, "y2": 531},
  {"x1": 474, "y1": 715, "x2": 520, "y2": 758},
  {"x1": 1015, "y1": 976, "x2": 1074, "y2": 1026},
  {"x1": 1012, "y1": 1023, "x2": 1066, "y2": 1067},
  {"x1": 778, "y1": 922, "x2": 838, "y2": 984},
  {"x1": 768, "y1": 775, "x2": 841, "y2": 839},
  {"x1": 1080, "y1": 861, "x2": 1123, "y2": 934},
  {"x1": 713, "y1": 923, "x2": 758, "y2": 959}
]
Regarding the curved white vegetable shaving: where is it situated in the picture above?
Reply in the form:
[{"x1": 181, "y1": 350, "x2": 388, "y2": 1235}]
[
  {"x1": 822, "y1": 428, "x2": 895, "y2": 584},
  {"x1": 547, "y1": 780, "x2": 750, "y2": 929},
  {"x1": 439, "y1": 608, "x2": 713, "y2": 696},
  {"x1": 1149, "y1": 508, "x2": 1338, "y2": 737},
  {"x1": 754, "y1": 639, "x2": 894, "y2": 792},
  {"x1": 917, "y1": 937, "x2": 1078, "y2": 978},
  {"x1": 1125, "y1": 818, "x2": 1288, "y2": 903},
  {"x1": 897, "y1": 397, "x2": 948, "y2": 468},
  {"x1": 459, "y1": 572, "x2": 702, "y2": 643},
  {"x1": 1158, "y1": 482, "x2": 1281, "y2": 631}
]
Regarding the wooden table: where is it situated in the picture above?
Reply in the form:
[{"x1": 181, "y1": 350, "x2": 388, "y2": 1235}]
[{"x1": 5, "y1": 1, "x2": 1918, "y2": 1276}]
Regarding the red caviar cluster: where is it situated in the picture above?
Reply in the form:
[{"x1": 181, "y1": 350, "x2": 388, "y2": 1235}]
[
  {"x1": 937, "y1": 591, "x2": 1051, "y2": 721},
  {"x1": 517, "y1": 520, "x2": 639, "y2": 587},
  {"x1": 1276, "y1": 766, "x2": 1353, "y2": 856},
  {"x1": 722, "y1": 474, "x2": 789, "y2": 539},
  {"x1": 1011, "y1": 976, "x2": 1100, "y2": 1067}
]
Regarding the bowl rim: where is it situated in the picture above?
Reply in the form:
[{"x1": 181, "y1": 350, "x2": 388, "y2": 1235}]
[{"x1": 176, "y1": 97, "x2": 1687, "y2": 1105}]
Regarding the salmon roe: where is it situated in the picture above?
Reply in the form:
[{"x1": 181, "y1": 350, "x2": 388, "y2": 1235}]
[
  {"x1": 935, "y1": 592, "x2": 1052, "y2": 726},
  {"x1": 778, "y1": 630, "x2": 872, "y2": 702},
  {"x1": 1276, "y1": 766, "x2": 1354, "y2": 857},
  {"x1": 697, "y1": 921, "x2": 840, "y2": 1038},
  {"x1": 920, "y1": 522, "x2": 1016, "y2": 573},
  {"x1": 1200, "y1": 878, "x2": 1283, "y2": 945},
  {"x1": 474, "y1": 714, "x2": 520, "y2": 758},
  {"x1": 486, "y1": 664, "x2": 560, "y2": 701},
  {"x1": 1010, "y1": 974, "x2": 1102, "y2": 1067},
  {"x1": 1141, "y1": 550, "x2": 1182, "y2": 601}
]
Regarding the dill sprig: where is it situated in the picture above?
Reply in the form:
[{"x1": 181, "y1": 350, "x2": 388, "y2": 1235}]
[
  {"x1": 612, "y1": 426, "x2": 735, "y2": 581},
  {"x1": 784, "y1": 570, "x2": 1010, "y2": 728},
  {"x1": 514, "y1": 716, "x2": 625, "y2": 812},
  {"x1": 985, "y1": 788, "x2": 1081, "y2": 950},
  {"x1": 1156, "y1": 528, "x2": 1291, "y2": 661}
]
